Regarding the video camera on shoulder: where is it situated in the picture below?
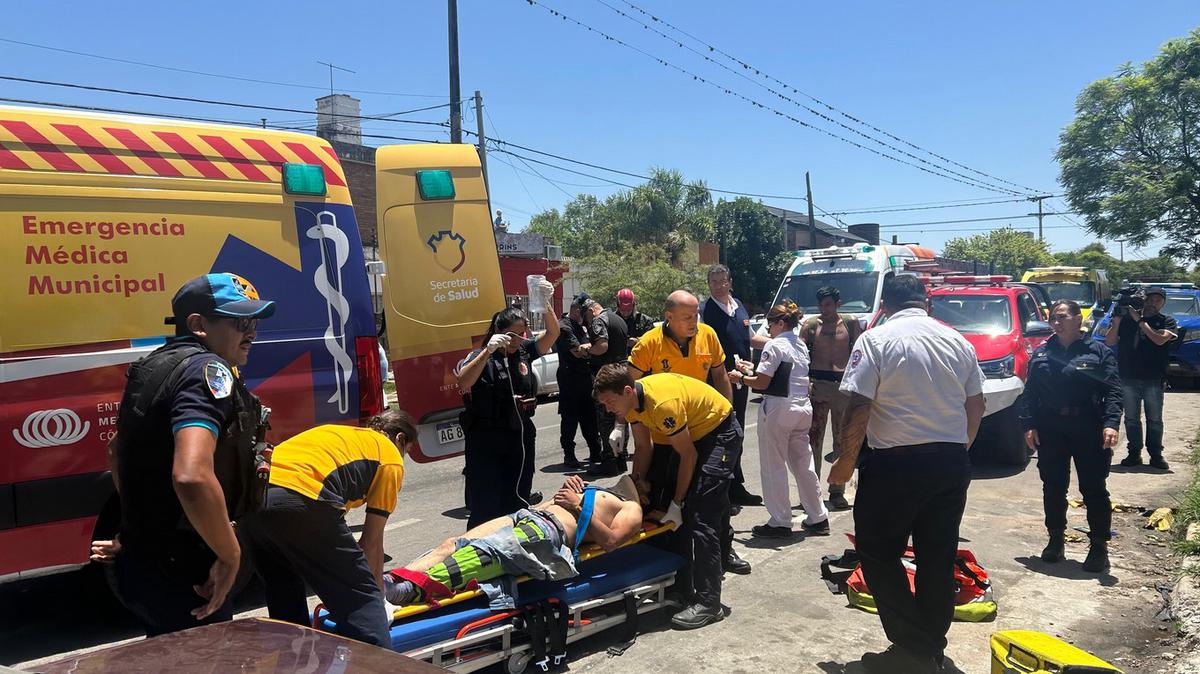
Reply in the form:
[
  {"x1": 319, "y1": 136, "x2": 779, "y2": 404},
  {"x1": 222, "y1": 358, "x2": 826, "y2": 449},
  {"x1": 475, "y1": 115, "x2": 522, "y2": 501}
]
[{"x1": 1112, "y1": 287, "x2": 1145, "y2": 318}]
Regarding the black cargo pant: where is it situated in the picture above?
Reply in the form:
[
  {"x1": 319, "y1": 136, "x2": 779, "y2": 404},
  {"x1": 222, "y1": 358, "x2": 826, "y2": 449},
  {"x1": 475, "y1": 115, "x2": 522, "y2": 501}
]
[
  {"x1": 464, "y1": 418, "x2": 536, "y2": 528},
  {"x1": 650, "y1": 415, "x2": 742, "y2": 608},
  {"x1": 731, "y1": 382, "x2": 750, "y2": 488},
  {"x1": 114, "y1": 533, "x2": 233, "y2": 637},
  {"x1": 854, "y1": 443, "x2": 970, "y2": 660},
  {"x1": 240, "y1": 486, "x2": 390, "y2": 648},
  {"x1": 557, "y1": 367, "x2": 601, "y2": 462},
  {"x1": 593, "y1": 391, "x2": 624, "y2": 473},
  {"x1": 1035, "y1": 417, "x2": 1112, "y2": 542}
]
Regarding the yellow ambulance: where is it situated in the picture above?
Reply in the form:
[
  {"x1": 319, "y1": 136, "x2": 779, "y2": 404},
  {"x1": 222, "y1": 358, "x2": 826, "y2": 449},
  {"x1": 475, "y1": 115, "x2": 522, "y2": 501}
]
[{"x1": 1020, "y1": 266, "x2": 1111, "y2": 323}]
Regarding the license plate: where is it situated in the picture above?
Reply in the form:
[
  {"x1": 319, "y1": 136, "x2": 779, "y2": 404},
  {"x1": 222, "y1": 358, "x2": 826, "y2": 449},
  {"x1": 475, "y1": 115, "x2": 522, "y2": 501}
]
[{"x1": 436, "y1": 422, "x2": 464, "y2": 445}]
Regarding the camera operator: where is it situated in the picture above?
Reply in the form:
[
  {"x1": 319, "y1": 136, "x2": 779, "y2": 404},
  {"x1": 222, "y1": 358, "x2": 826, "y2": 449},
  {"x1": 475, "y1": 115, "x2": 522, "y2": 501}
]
[{"x1": 1105, "y1": 287, "x2": 1178, "y2": 470}]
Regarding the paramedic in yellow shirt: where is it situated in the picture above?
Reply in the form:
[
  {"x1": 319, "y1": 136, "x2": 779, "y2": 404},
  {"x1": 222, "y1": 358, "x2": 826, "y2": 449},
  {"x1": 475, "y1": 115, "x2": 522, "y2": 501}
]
[
  {"x1": 594, "y1": 365, "x2": 743, "y2": 630},
  {"x1": 239, "y1": 410, "x2": 414, "y2": 648},
  {"x1": 626, "y1": 290, "x2": 751, "y2": 577}
]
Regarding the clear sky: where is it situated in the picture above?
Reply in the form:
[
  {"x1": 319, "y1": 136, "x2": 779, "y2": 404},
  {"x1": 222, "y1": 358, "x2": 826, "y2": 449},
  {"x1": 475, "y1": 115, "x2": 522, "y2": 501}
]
[{"x1": 3, "y1": 1, "x2": 1197, "y2": 259}]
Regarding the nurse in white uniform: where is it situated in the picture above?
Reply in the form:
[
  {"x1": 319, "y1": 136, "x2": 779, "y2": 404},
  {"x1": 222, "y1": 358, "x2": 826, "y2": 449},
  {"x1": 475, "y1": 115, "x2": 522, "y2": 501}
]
[{"x1": 735, "y1": 301, "x2": 830, "y2": 538}]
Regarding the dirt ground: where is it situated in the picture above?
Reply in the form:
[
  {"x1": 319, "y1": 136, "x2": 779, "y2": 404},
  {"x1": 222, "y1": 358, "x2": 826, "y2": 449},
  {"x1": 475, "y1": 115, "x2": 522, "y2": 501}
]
[{"x1": 561, "y1": 389, "x2": 1200, "y2": 674}]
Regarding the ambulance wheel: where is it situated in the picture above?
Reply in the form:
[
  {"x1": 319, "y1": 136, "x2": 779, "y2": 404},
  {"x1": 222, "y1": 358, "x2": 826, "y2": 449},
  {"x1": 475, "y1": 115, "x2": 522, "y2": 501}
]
[{"x1": 506, "y1": 652, "x2": 531, "y2": 674}]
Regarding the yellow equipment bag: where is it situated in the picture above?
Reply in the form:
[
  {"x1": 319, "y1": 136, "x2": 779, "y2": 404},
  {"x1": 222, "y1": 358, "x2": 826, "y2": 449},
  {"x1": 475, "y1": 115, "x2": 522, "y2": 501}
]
[{"x1": 990, "y1": 630, "x2": 1122, "y2": 673}]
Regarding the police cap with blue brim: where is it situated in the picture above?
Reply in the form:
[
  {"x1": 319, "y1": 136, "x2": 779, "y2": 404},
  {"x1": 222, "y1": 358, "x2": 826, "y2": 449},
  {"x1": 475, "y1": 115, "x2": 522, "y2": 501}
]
[
  {"x1": 572, "y1": 291, "x2": 595, "y2": 311},
  {"x1": 165, "y1": 273, "x2": 277, "y2": 326}
]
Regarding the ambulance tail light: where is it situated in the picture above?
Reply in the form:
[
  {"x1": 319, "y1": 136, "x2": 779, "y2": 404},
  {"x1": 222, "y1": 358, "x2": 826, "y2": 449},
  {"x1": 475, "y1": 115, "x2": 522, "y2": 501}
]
[{"x1": 356, "y1": 336, "x2": 384, "y2": 420}]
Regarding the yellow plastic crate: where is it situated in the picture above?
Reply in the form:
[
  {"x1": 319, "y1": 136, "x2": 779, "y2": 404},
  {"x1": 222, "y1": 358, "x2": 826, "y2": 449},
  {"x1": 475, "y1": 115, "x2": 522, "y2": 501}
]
[{"x1": 991, "y1": 630, "x2": 1122, "y2": 673}]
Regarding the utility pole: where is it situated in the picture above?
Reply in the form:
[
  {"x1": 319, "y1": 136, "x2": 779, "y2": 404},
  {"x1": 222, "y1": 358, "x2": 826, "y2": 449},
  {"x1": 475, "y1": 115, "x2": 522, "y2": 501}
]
[
  {"x1": 805, "y1": 172, "x2": 817, "y2": 249},
  {"x1": 1028, "y1": 195, "x2": 1050, "y2": 240},
  {"x1": 1117, "y1": 239, "x2": 1125, "y2": 263},
  {"x1": 474, "y1": 90, "x2": 488, "y2": 194},
  {"x1": 448, "y1": 0, "x2": 463, "y2": 143}
]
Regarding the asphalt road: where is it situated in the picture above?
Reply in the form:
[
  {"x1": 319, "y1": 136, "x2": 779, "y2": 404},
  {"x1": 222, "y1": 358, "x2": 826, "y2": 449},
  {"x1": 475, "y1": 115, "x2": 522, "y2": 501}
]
[{"x1": 0, "y1": 394, "x2": 773, "y2": 668}]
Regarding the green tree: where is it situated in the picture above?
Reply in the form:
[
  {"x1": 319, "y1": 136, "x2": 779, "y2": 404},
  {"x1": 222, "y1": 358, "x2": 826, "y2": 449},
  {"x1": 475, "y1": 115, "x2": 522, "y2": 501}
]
[
  {"x1": 943, "y1": 229, "x2": 1055, "y2": 277},
  {"x1": 714, "y1": 197, "x2": 794, "y2": 312},
  {"x1": 1057, "y1": 28, "x2": 1200, "y2": 262},
  {"x1": 1053, "y1": 241, "x2": 1125, "y2": 278},
  {"x1": 1120, "y1": 254, "x2": 1193, "y2": 284},
  {"x1": 572, "y1": 243, "x2": 708, "y2": 317},
  {"x1": 527, "y1": 168, "x2": 713, "y2": 262},
  {"x1": 527, "y1": 193, "x2": 604, "y2": 257}
]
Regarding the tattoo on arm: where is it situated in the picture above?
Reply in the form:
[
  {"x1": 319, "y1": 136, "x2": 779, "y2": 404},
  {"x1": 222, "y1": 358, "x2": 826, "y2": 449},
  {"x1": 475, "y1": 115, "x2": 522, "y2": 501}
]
[{"x1": 838, "y1": 393, "x2": 872, "y2": 467}]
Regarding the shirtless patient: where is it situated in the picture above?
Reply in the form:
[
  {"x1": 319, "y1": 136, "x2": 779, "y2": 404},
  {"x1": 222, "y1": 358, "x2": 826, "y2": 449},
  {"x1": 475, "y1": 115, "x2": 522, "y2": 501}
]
[{"x1": 385, "y1": 476, "x2": 643, "y2": 605}]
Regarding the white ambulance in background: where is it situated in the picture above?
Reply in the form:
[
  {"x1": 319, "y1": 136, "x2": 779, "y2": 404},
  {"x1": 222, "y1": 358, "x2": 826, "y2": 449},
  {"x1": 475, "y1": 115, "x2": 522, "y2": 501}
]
[{"x1": 764, "y1": 243, "x2": 936, "y2": 327}]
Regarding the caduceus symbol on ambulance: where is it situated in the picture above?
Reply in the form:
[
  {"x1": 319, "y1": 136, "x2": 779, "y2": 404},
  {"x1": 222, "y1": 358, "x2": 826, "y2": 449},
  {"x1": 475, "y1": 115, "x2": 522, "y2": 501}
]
[{"x1": 307, "y1": 211, "x2": 354, "y2": 414}]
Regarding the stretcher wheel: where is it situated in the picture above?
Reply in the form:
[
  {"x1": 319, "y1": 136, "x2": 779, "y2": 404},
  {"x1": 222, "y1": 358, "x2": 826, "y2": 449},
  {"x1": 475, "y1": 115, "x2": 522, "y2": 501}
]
[{"x1": 506, "y1": 652, "x2": 532, "y2": 674}]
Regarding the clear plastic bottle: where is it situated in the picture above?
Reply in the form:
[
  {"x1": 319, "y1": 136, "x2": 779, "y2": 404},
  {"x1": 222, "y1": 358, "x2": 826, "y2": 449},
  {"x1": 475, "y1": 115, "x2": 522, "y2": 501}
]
[{"x1": 526, "y1": 274, "x2": 548, "y2": 313}]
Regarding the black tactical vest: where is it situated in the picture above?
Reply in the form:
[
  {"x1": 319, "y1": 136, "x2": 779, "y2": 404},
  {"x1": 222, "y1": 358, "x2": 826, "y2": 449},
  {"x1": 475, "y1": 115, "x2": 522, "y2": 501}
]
[{"x1": 115, "y1": 340, "x2": 267, "y2": 545}]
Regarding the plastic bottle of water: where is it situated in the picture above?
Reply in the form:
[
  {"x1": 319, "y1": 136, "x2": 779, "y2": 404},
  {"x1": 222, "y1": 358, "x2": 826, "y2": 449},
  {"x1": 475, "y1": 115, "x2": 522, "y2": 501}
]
[{"x1": 526, "y1": 274, "x2": 548, "y2": 314}]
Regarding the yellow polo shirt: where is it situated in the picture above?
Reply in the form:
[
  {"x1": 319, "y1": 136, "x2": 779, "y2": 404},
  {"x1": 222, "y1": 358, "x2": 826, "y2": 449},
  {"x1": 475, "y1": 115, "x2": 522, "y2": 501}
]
[
  {"x1": 628, "y1": 322, "x2": 726, "y2": 382},
  {"x1": 269, "y1": 425, "x2": 405, "y2": 517},
  {"x1": 626, "y1": 373, "x2": 732, "y2": 444}
]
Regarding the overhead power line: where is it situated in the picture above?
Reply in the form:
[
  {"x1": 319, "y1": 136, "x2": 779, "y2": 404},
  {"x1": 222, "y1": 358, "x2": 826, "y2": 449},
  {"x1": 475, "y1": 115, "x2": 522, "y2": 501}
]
[
  {"x1": 591, "y1": 0, "x2": 1037, "y2": 196},
  {"x1": 520, "y1": 0, "x2": 1025, "y2": 196},
  {"x1": 0, "y1": 37, "x2": 444, "y2": 98},
  {"x1": 0, "y1": 75, "x2": 449, "y2": 127},
  {"x1": 831, "y1": 194, "x2": 1062, "y2": 213},
  {"x1": 830, "y1": 195, "x2": 1062, "y2": 216},
  {"x1": 1, "y1": 92, "x2": 1014, "y2": 222},
  {"x1": 880, "y1": 225, "x2": 1078, "y2": 235},
  {"x1": 0, "y1": 97, "x2": 441, "y2": 143},
  {"x1": 609, "y1": 0, "x2": 1043, "y2": 194},
  {"x1": 878, "y1": 213, "x2": 1081, "y2": 229}
]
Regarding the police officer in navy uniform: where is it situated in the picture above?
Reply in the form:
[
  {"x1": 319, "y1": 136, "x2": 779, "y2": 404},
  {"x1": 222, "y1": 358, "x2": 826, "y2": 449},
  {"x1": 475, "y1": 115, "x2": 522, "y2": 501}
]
[
  {"x1": 580, "y1": 296, "x2": 630, "y2": 477},
  {"x1": 456, "y1": 279, "x2": 559, "y2": 528},
  {"x1": 555, "y1": 295, "x2": 602, "y2": 469},
  {"x1": 106, "y1": 273, "x2": 275, "y2": 637},
  {"x1": 1020, "y1": 299, "x2": 1122, "y2": 573},
  {"x1": 700, "y1": 264, "x2": 762, "y2": 506}
]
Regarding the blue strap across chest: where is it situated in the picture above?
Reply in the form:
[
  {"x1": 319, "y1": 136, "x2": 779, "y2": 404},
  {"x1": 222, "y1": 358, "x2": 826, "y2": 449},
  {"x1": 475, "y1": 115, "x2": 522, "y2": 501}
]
[{"x1": 573, "y1": 486, "x2": 598, "y2": 555}]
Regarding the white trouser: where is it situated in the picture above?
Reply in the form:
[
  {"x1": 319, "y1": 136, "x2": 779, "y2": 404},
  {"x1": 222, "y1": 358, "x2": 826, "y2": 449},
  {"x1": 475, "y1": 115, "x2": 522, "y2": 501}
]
[{"x1": 757, "y1": 396, "x2": 828, "y2": 528}]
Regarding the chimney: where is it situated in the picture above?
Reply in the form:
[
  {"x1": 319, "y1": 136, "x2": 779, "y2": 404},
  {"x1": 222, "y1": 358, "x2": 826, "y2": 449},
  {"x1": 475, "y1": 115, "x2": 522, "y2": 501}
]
[
  {"x1": 848, "y1": 223, "x2": 880, "y2": 245},
  {"x1": 315, "y1": 94, "x2": 362, "y2": 146}
]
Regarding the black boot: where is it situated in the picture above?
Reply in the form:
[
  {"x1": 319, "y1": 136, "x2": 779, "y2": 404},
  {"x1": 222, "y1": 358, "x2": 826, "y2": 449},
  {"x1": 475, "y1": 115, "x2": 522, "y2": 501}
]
[
  {"x1": 1082, "y1": 541, "x2": 1109, "y2": 573},
  {"x1": 1041, "y1": 530, "x2": 1065, "y2": 563}
]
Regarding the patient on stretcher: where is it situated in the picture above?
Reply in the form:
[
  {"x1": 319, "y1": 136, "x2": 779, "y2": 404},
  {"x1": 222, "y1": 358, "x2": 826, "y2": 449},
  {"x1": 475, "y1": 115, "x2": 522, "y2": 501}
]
[{"x1": 385, "y1": 476, "x2": 643, "y2": 606}]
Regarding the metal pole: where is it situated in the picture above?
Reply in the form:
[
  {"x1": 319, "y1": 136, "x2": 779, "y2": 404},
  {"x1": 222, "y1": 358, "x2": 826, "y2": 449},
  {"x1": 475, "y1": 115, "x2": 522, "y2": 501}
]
[
  {"x1": 448, "y1": 0, "x2": 463, "y2": 143},
  {"x1": 805, "y1": 172, "x2": 817, "y2": 249},
  {"x1": 1037, "y1": 197, "x2": 1044, "y2": 240},
  {"x1": 474, "y1": 90, "x2": 488, "y2": 193}
]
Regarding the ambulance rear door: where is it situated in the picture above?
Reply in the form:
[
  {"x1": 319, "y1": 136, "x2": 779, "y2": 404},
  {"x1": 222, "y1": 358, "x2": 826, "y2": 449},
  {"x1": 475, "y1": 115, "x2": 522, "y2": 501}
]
[{"x1": 375, "y1": 144, "x2": 503, "y2": 461}]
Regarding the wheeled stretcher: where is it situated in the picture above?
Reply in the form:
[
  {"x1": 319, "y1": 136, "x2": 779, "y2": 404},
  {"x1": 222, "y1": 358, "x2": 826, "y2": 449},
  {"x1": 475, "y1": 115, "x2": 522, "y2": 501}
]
[{"x1": 313, "y1": 523, "x2": 681, "y2": 673}]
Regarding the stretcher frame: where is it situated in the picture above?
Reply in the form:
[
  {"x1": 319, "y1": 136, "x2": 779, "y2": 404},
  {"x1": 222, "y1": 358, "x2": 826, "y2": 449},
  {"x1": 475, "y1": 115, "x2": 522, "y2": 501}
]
[
  {"x1": 313, "y1": 521, "x2": 679, "y2": 673},
  {"x1": 408, "y1": 570, "x2": 677, "y2": 673}
]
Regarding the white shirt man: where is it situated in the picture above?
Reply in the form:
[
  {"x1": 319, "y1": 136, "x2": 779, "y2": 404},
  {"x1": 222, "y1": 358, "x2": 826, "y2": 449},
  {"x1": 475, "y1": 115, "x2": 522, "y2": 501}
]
[{"x1": 827, "y1": 275, "x2": 985, "y2": 674}]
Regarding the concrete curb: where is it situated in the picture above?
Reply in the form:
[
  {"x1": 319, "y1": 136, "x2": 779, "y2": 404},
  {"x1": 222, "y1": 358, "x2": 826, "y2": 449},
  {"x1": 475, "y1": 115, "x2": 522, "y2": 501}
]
[{"x1": 1173, "y1": 521, "x2": 1200, "y2": 673}]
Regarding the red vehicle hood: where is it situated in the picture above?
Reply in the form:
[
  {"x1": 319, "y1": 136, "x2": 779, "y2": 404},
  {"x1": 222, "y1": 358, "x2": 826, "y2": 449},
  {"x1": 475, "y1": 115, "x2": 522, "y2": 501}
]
[{"x1": 961, "y1": 332, "x2": 1018, "y2": 362}]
